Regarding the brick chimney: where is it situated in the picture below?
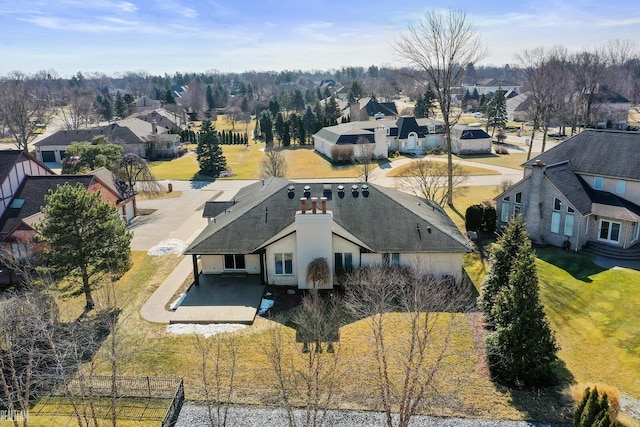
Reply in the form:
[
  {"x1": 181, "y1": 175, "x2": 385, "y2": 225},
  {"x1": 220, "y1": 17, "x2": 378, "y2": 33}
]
[
  {"x1": 321, "y1": 197, "x2": 327, "y2": 213},
  {"x1": 311, "y1": 197, "x2": 318, "y2": 214},
  {"x1": 300, "y1": 198, "x2": 307, "y2": 214}
]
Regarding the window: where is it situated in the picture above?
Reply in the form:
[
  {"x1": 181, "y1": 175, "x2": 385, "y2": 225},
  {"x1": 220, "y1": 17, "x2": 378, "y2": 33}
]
[
  {"x1": 501, "y1": 202, "x2": 510, "y2": 222},
  {"x1": 11, "y1": 243, "x2": 30, "y2": 260},
  {"x1": 428, "y1": 124, "x2": 435, "y2": 133},
  {"x1": 564, "y1": 214, "x2": 574, "y2": 236},
  {"x1": 594, "y1": 176, "x2": 604, "y2": 190},
  {"x1": 224, "y1": 254, "x2": 245, "y2": 270},
  {"x1": 599, "y1": 220, "x2": 621, "y2": 243},
  {"x1": 553, "y1": 198, "x2": 562, "y2": 211},
  {"x1": 616, "y1": 180, "x2": 626, "y2": 194},
  {"x1": 274, "y1": 253, "x2": 293, "y2": 275},
  {"x1": 551, "y1": 212, "x2": 561, "y2": 233},
  {"x1": 334, "y1": 252, "x2": 353, "y2": 274},
  {"x1": 514, "y1": 192, "x2": 522, "y2": 216},
  {"x1": 632, "y1": 222, "x2": 639, "y2": 242},
  {"x1": 567, "y1": 206, "x2": 574, "y2": 213},
  {"x1": 382, "y1": 253, "x2": 400, "y2": 266}
]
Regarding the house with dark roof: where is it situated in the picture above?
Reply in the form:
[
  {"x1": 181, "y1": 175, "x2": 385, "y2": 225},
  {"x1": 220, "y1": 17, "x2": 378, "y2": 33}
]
[
  {"x1": 34, "y1": 118, "x2": 182, "y2": 162},
  {"x1": 313, "y1": 116, "x2": 491, "y2": 160},
  {"x1": 345, "y1": 97, "x2": 399, "y2": 121},
  {"x1": 0, "y1": 169, "x2": 135, "y2": 277},
  {"x1": 185, "y1": 178, "x2": 472, "y2": 289},
  {"x1": 0, "y1": 151, "x2": 55, "y2": 219},
  {"x1": 495, "y1": 130, "x2": 640, "y2": 256}
]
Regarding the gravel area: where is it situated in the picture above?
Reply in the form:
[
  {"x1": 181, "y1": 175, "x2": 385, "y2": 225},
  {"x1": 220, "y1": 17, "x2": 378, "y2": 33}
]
[{"x1": 175, "y1": 403, "x2": 571, "y2": 427}]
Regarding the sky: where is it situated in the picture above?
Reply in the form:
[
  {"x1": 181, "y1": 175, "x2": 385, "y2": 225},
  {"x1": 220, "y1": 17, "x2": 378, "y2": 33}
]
[{"x1": 0, "y1": 0, "x2": 639, "y2": 77}]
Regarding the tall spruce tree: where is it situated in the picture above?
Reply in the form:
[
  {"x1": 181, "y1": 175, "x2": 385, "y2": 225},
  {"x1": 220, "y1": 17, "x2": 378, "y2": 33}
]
[
  {"x1": 38, "y1": 183, "x2": 132, "y2": 310},
  {"x1": 478, "y1": 214, "x2": 529, "y2": 327},
  {"x1": 485, "y1": 87, "x2": 507, "y2": 136},
  {"x1": 485, "y1": 228, "x2": 558, "y2": 386},
  {"x1": 196, "y1": 119, "x2": 227, "y2": 177}
]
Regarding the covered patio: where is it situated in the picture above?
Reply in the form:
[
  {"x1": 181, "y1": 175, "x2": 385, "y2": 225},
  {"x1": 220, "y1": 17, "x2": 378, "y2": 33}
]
[{"x1": 171, "y1": 274, "x2": 265, "y2": 324}]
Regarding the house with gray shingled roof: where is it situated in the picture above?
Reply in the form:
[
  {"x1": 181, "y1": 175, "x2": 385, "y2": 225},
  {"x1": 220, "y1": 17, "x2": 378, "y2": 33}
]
[
  {"x1": 34, "y1": 118, "x2": 182, "y2": 162},
  {"x1": 313, "y1": 116, "x2": 491, "y2": 160},
  {"x1": 495, "y1": 130, "x2": 640, "y2": 257},
  {"x1": 185, "y1": 178, "x2": 472, "y2": 289}
]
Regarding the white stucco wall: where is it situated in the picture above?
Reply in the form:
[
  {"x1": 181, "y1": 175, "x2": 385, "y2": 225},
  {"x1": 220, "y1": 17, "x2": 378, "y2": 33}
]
[
  {"x1": 265, "y1": 233, "x2": 298, "y2": 286},
  {"x1": 295, "y1": 210, "x2": 334, "y2": 288},
  {"x1": 201, "y1": 254, "x2": 260, "y2": 274}
]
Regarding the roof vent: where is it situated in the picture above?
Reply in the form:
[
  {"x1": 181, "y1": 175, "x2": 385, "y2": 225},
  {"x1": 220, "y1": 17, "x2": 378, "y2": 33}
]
[
  {"x1": 337, "y1": 185, "x2": 345, "y2": 199},
  {"x1": 362, "y1": 184, "x2": 369, "y2": 197},
  {"x1": 351, "y1": 184, "x2": 359, "y2": 198},
  {"x1": 303, "y1": 185, "x2": 311, "y2": 198},
  {"x1": 287, "y1": 185, "x2": 295, "y2": 199}
]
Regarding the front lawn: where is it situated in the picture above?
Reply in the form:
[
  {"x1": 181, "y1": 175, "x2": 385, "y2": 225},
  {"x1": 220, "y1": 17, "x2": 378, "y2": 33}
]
[
  {"x1": 386, "y1": 162, "x2": 500, "y2": 178},
  {"x1": 535, "y1": 248, "x2": 640, "y2": 399}
]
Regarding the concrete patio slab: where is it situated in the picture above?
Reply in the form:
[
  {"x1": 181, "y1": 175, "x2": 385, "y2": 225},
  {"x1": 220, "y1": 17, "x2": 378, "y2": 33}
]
[{"x1": 171, "y1": 275, "x2": 265, "y2": 324}]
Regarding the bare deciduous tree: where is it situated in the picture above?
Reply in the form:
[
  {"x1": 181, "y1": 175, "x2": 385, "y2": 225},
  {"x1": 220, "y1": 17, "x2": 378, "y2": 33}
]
[
  {"x1": 0, "y1": 72, "x2": 52, "y2": 152},
  {"x1": 569, "y1": 49, "x2": 608, "y2": 133},
  {"x1": 357, "y1": 138, "x2": 376, "y2": 183},
  {"x1": 192, "y1": 333, "x2": 238, "y2": 427},
  {"x1": 225, "y1": 106, "x2": 242, "y2": 131},
  {"x1": 394, "y1": 9, "x2": 486, "y2": 206},
  {"x1": 264, "y1": 289, "x2": 342, "y2": 427},
  {"x1": 259, "y1": 149, "x2": 288, "y2": 178},
  {"x1": 517, "y1": 47, "x2": 570, "y2": 158},
  {"x1": 344, "y1": 266, "x2": 472, "y2": 427},
  {"x1": 396, "y1": 160, "x2": 469, "y2": 206},
  {"x1": 58, "y1": 88, "x2": 97, "y2": 130}
]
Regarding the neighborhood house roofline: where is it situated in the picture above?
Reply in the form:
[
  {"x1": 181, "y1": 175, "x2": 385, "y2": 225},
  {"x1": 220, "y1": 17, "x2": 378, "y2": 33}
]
[{"x1": 185, "y1": 179, "x2": 471, "y2": 256}]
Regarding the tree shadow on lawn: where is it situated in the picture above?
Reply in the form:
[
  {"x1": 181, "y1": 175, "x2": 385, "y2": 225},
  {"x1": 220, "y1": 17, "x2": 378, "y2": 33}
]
[{"x1": 535, "y1": 246, "x2": 605, "y2": 283}]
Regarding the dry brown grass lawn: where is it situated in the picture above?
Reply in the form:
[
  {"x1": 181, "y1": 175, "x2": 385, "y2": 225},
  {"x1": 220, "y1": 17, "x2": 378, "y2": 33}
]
[{"x1": 386, "y1": 162, "x2": 499, "y2": 178}]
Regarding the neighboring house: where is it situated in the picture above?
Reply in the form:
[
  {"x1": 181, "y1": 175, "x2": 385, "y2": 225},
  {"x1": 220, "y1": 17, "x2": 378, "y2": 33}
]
[
  {"x1": 506, "y1": 93, "x2": 533, "y2": 122},
  {"x1": 185, "y1": 178, "x2": 472, "y2": 288},
  {"x1": 344, "y1": 97, "x2": 399, "y2": 121},
  {"x1": 130, "y1": 96, "x2": 162, "y2": 113},
  {"x1": 462, "y1": 79, "x2": 521, "y2": 96},
  {"x1": 450, "y1": 124, "x2": 492, "y2": 155},
  {"x1": 495, "y1": 130, "x2": 640, "y2": 255},
  {"x1": 313, "y1": 116, "x2": 491, "y2": 160},
  {"x1": 34, "y1": 118, "x2": 182, "y2": 161},
  {"x1": 0, "y1": 151, "x2": 55, "y2": 219},
  {"x1": 126, "y1": 108, "x2": 188, "y2": 131},
  {"x1": 588, "y1": 85, "x2": 631, "y2": 130},
  {"x1": 0, "y1": 161, "x2": 135, "y2": 284}
]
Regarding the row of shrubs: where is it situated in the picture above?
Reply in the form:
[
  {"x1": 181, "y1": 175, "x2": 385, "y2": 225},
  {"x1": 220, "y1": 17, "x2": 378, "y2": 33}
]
[{"x1": 465, "y1": 204, "x2": 497, "y2": 233}]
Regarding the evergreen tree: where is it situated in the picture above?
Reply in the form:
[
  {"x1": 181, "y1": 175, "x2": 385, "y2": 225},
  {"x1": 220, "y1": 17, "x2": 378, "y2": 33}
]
[
  {"x1": 206, "y1": 85, "x2": 215, "y2": 110},
  {"x1": 240, "y1": 96, "x2": 250, "y2": 113},
  {"x1": 38, "y1": 183, "x2": 132, "y2": 310},
  {"x1": 292, "y1": 89, "x2": 305, "y2": 112},
  {"x1": 260, "y1": 113, "x2": 274, "y2": 147},
  {"x1": 281, "y1": 119, "x2": 291, "y2": 147},
  {"x1": 165, "y1": 89, "x2": 175, "y2": 104},
  {"x1": 269, "y1": 99, "x2": 280, "y2": 117},
  {"x1": 196, "y1": 119, "x2": 226, "y2": 177},
  {"x1": 486, "y1": 230, "x2": 558, "y2": 386},
  {"x1": 303, "y1": 106, "x2": 316, "y2": 142},
  {"x1": 324, "y1": 95, "x2": 340, "y2": 124},
  {"x1": 486, "y1": 88, "x2": 508, "y2": 136},
  {"x1": 274, "y1": 112, "x2": 286, "y2": 142},
  {"x1": 114, "y1": 91, "x2": 127, "y2": 118},
  {"x1": 297, "y1": 116, "x2": 306, "y2": 145},
  {"x1": 574, "y1": 387, "x2": 614, "y2": 427},
  {"x1": 478, "y1": 214, "x2": 529, "y2": 327}
]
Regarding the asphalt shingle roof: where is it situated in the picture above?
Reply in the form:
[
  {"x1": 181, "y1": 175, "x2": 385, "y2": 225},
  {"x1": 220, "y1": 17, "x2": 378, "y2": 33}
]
[
  {"x1": 524, "y1": 130, "x2": 640, "y2": 180},
  {"x1": 186, "y1": 179, "x2": 472, "y2": 256},
  {"x1": 0, "y1": 176, "x2": 95, "y2": 236}
]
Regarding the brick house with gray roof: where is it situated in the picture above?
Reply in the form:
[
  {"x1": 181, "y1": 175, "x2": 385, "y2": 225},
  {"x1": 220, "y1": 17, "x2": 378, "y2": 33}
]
[
  {"x1": 495, "y1": 130, "x2": 640, "y2": 257},
  {"x1": 185, "y1": 178, "x2": 472, "y2": 289}
]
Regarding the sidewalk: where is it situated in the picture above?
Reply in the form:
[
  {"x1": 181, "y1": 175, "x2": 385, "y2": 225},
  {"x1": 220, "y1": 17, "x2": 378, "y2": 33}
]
[{"x1": 140, "y1": 255, "x2": 193, "y2": 323}]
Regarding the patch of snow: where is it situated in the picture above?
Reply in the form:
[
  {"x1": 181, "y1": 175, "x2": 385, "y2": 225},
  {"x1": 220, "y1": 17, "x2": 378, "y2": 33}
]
[
  {"x1": 258, "y1": 298, "x2": 274, "y2": 316},
  {"x1": 166, "y1": 323, "x2": 246, "y2": 338},
  {"x1": 169, "y1": 293, "x2": 186, "y2": 310},
  {"x1": 148, "y1": 238, "x2": 186, "y2": 256}
]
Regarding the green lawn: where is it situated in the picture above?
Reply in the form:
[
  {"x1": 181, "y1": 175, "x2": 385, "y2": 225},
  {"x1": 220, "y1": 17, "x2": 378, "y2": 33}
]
[{"x1": 535, "y1": 248, "x2": 640, "y2": 399}]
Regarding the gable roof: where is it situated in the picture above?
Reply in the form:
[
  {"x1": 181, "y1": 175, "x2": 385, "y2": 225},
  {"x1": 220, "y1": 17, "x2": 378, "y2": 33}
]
[
  {"x1": 524, "y1": 130, "x2": 640, "y2": 181},
  {"x1": 0, "y1": 175, "x2": 95, "y2": 237},
  {"x1": 186, "y1": 178, "x2": 472, "y2": 256},
  {"x1": 0, "y1": 151, "x2": 27, "y2": 183},
  {"x1": 396, "y1": 116, "x2": 421, "y2": 139},
  {"x1": 314, "y1": 117, "x2": 441, "y2": 145},
  {"x1": 543, "y1": 162, "x2": 593, "y2": 215}
]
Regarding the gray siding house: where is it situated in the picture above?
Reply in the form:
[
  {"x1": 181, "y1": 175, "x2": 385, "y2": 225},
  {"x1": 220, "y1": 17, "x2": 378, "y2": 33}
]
[{"x1": 496, "y1": 130, "x2": 640, "y2": 255}]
